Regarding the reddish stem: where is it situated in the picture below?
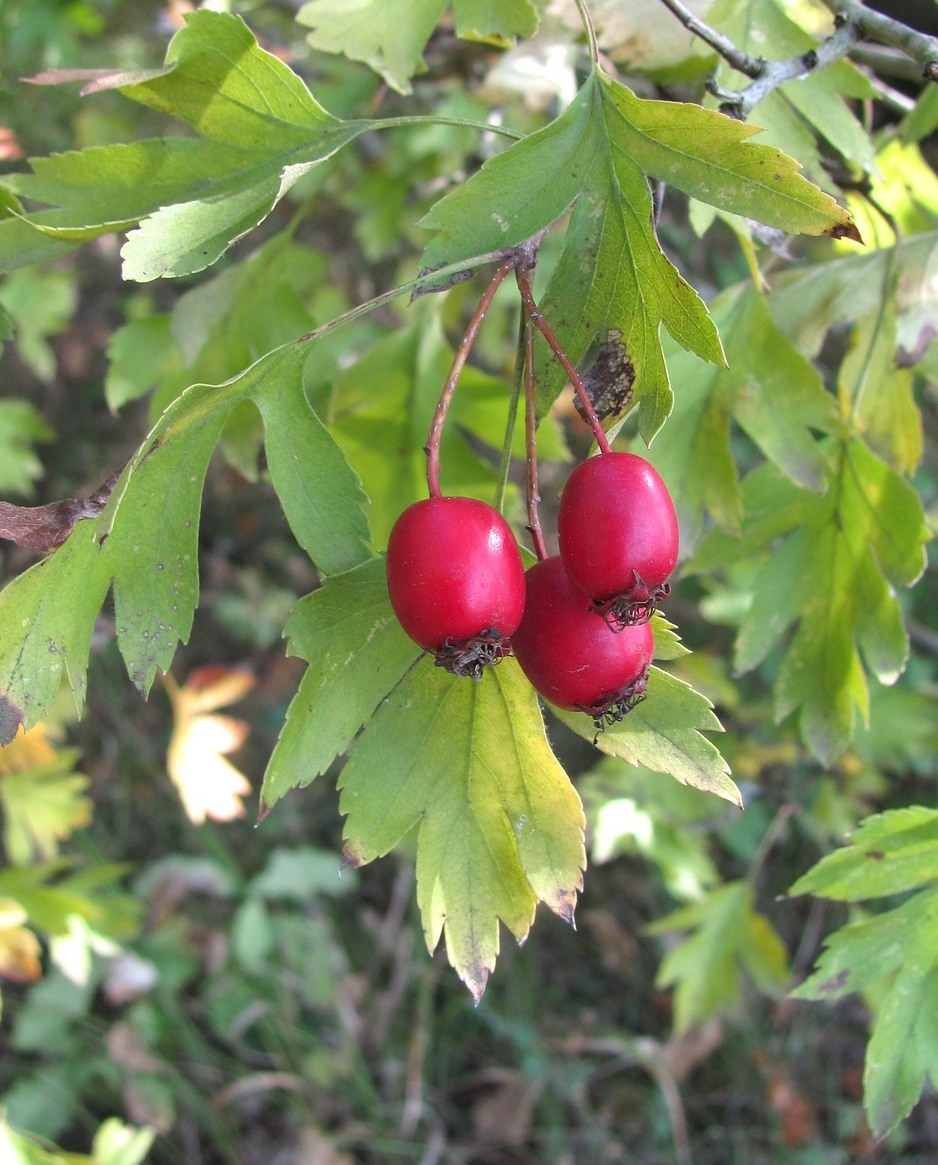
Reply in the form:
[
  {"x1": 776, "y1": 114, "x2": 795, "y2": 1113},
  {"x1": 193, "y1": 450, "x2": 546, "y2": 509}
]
[
  {"x1": 522, "y1": 307, "x2": 549, "y2": 561},
  {"x1": 425, "y1": 261, "x2": 516, "y2": 498},
  {"x1": 514, "y1": 267, "x2": 612, "y2": 455}
]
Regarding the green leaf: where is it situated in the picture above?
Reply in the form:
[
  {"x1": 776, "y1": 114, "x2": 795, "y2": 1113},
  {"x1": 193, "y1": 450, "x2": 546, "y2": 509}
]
[
  {"x1": 328, "y1": 308, "x2": 565, "y2": 545},
  {"x1": 453, "y1": 0, "x2": 538, "y2": 45},
  {"x1": 260, "y1": 558, "x2": 422, "y2": 813},
  {"x1": 709, "y1": 0, "x2": 875, "y2": 175},
  {"x1": 421, "y1": 69, "x2": 855, "y2": 441},
  {"x1": 790, "y1": 807, "x2": 938, "y2": 901},
  {"x1": 839, "y1": 303, "x2": 923, "y2": 475},
  {"x1": 0, "y1": 343, "x2": 370, "y2": 733},
  {"x1": 649, "y1": 285, "x2": 835, "y2": 545},
  {"x1": 864, "y1": 963, "x2": 938, "y2": 1138},
  {"x1": 1, "y1": 12, "x2": 369, "y2": 280},
  {"x1": 0, "y1": 399, "x2": 54, "y2": 496},
  {"x1": 597, "y1": 74, "x2": 859, "y2": 239},
  {"x1": 0, "y1": 523, "x2": 111, "y2": 741},
  {"x1": 0, "y1": 268, "x2": 76, "y2": 382},
  {"x1": 555, "y1": 657, "x2": 739, "y2": 808},
  {"x1": 731, "y1": 438, "x2": 929, "y2": 764},
  {"x1": 248, "y1": 846, "x2": 359, "y2": 900},
  {"x1": 419, "y1": 78, "x2": 600, "y2": 271},
  {"x1": 339, "y1": 657, "x2": 585, "y2": 1000},
  {"x1": 297, "y1": 0, "x2": 537, "y2": 93},
  {"x1": 253, "y1": 370, "x2": 371, "y2": 575},
  {"x1": 105, "y1": 315, "x2": 182, "y2": 412},
  {"x1": 793, "y1": 893, "x2": 938, "y2": 1012},
  {"x1": 790, "y1": 809, "x2": 938, "y2": 1137},
  {"x1": 299, "y1": 0, "x2": 446, "y2": 94},
  {"x1": 91, "y1": 1119, "x2": 156, "y2": 1165},
  {"x1": 649, "y1": 880, "x2": 788, "y2": 1030}
]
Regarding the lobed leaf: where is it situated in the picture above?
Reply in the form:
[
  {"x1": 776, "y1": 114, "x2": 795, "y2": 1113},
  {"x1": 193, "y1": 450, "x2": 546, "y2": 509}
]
[
  {"x1": 298, "y1": 0, "x2": 537, "y2": 94},
  {"x1": 339, "y1": 657, "x2": 585, "y2": 1000},
  {"x1": 556, "y1": 666, "x2": 740, "y2": 808},
  {"x1": 649, "y1": 880, "x2": 788, "y2": 1030},
  {"x1": 1, "y1": 12, "x2": 369, "y2": 280},
  {"x1": 791, "y1": 809, "x2": 938, "y2": 1137},
  {"x1": 261, "y1": 558, "x2": 422, "y2": 813},
  {"x1": 789, "y1": 807, "x2": 938, "y2": 901},
  {"x1": 649, "y1": 285, "x2": 835, "y2": 546},
  {"x1": 0, "y1": 343, "x2": 370, "y2": 735}
]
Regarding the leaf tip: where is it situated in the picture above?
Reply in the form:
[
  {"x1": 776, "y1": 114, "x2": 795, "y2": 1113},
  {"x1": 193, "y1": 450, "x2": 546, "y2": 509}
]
[
  {"x1": 462, "y1": 963, "x2": 491, "y2": 1005},
  {"x1": 827, "y1": 220, "x2": 863, "y2": 245},
  {"x1": 0, "y1": 695, "x2": 25, "y2": 747},
  {"x1": 340, "y1": 842, "x2": 366, "y2": 871}
]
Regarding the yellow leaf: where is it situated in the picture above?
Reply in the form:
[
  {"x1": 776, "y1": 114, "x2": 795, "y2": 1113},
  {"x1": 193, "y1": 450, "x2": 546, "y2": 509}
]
[
  {"x1": 0, "y1": 723, "x2": 57, "y2": 773},
  {"x1": 0, "y1": 724, "x2": 92, "y2": 863},
  {"x1": 165, "y1": 668, "x2": 255, "y2": 824},
  {"x1": 0, "y1": 897, "x2": 41, "y2": 982}
]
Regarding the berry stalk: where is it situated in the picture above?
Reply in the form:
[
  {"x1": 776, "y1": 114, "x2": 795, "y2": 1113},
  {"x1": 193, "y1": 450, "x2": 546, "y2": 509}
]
[
  {"x1": 522, "y1": 307, "x2": 549, "y2": 561},
  {"x1": 514, "y1": 266, "x2": 612, "y2": 455},
  {"x1": 424, "y1": 261, "x2": 515, "y2": 498}
]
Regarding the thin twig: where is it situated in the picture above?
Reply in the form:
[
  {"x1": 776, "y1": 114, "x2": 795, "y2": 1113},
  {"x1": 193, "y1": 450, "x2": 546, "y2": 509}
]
[
  {"x1": 710, "y1": 20, "x2": 859, "y2": 119},
  {"x1": 658, "y1": 0, "x2": 763, "y2": 78},
  {"x1": 514, "y1": 267, "x2": 611, "y2": 455},
  {"x1": 424, "y1": 262, "x2": 514, "y2": 498},
  {"x1": 818, "y1": 0, "x2": 938, "y2": 80},
  {"x1": 522, "y1": 307, "x2": 548, "y2": 561},
  {"x1": 663, "y1": 0, "x2": 938, "y2": 123}
]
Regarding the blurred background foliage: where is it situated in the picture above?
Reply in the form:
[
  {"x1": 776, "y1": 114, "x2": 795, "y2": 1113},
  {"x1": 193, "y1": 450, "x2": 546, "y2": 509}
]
[{"x1": 0, "y1": 1, "x2": 936, "y2": 1162}]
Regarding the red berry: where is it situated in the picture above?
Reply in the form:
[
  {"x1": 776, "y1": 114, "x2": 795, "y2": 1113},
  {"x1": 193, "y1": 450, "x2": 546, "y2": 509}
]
[
  {"x1": 386, "y1": 496, "x2": 526, "y2": 679},
  {"x1": 511, "y1": 556, "x2": 654, "y2": 723},
  {"x1": 557, "y1": 451, "x2": 679, "y2": 628}
]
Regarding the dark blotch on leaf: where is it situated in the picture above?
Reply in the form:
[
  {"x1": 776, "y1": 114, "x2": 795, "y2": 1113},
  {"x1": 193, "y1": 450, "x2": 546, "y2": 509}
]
[
  {"x1": 0, "y1": 694, "x2": 25, "y2": 746},
  {"x1": 819, "y1": 969, "x2": 850, "y2": 995},
  {"x1": 574, "y1": 330, "x2": 634, "y2": 424},
  {"x1": 827, "y1": 220, "x2": 863, "y2": 244}
]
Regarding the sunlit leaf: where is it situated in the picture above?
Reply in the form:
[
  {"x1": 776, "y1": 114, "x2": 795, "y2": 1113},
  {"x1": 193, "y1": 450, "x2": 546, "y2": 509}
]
[
  {"x1": 555, "y1": 658, "x2": 740, "y2": 808},
  {"x1": 165, "y1": 667, "x2": 255, "y2": 824},
  {"x1": 1, "y1": 12, "x2": 370, "y2": 279},
  {"x1": 0, "y1": 899, "x2": 41, "y2": 983},
  {"x1": 298, "y1": 0, "x2": 537, "y2": 93},
  {"x1": 339, "y1": 657, "x2": 585, "y2": 1000},
  {"x1": 0, "y1": 726, "x2": 91, "y2": 865}
]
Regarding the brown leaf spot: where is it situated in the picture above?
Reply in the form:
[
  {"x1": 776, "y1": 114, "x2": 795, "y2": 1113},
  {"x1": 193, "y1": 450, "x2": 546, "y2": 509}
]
[
  {"x1": 827, "y1": 221, "x2": 863, "y2": 244},
  {"x1": 574, "y1": 330, "x2": 634, "y2": 424},
  {"x1": 340, "y1": 843, "x2": 366, "y2": 870},
  {"x1": 0, "y1": 466, "x2": 122, "y2": 552},
  {"x1": 818, "y1": 969, "x2": 850, "y2": 995},
  {"x1": 0, "y1": 696, "x2": 25, "y2": 747},
  {"x1": 865, "y1": 850, "x2": 885, "y2": 860}
]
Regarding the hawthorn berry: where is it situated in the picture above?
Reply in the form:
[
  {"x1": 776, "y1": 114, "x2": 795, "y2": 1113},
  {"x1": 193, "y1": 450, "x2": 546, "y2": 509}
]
[
  {"x1": 557, "y1": 451, "x2": 678, "y2": 628},
  {"x1": 511, "y1": 555, "x2": 654, "y2": 724},
  {"x1": 386, "y1": 496, "x2": 526, "y2": 679}
]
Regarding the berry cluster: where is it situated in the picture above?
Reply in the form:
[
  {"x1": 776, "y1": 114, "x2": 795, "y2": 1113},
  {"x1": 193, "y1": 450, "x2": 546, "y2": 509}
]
[{"x1": 384, "y1": 257, "x2": 679, "y2": 726}]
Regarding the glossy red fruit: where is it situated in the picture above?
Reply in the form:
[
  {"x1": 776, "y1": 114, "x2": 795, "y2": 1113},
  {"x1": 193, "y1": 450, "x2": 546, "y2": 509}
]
[
  {"x1": 511, "y1": 556, "x2": 654, "y2": 723},
  {"x1": 386, "y1": 496, "x2": 526, "y2": 679},
  {"x1": 557, "y1": 451, "x2": 679, "y2": 628}
]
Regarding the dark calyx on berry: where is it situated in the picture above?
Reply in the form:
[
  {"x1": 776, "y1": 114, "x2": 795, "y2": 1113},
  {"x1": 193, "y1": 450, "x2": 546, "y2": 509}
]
[
  {"x1": 434, "y1": 628, "x2": 513, "y2": 681},
  {"x1": 578, "y1": 668, "x2": 649, "y2": 730},
  {"x1": 592, "y1": 576, "x2": 671, "y2": 630}
]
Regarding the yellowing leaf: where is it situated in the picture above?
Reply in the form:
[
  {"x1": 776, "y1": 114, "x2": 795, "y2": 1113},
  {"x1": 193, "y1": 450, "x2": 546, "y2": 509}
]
[
  {"x1": 165, "y1": 668, "x2": 255, "y2": 824},
  {"x1": 0, "y1": 726, "x2": 92, "y2": 864},
  {"x1": 339, "y1": 657, "x2": 585, "y2": 1001},
  {"x1": 0, "y1": 898, "x2": 41, "y2": 982}
]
